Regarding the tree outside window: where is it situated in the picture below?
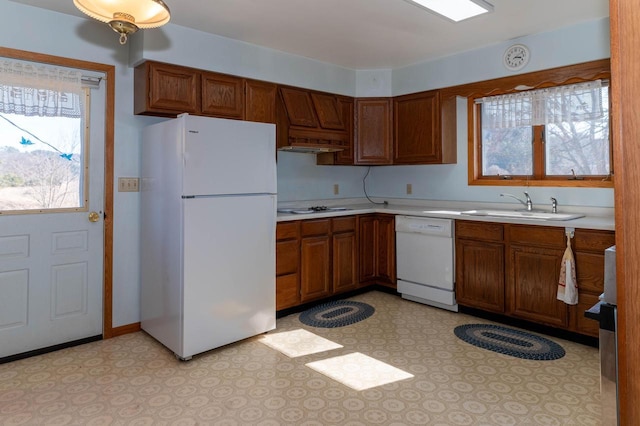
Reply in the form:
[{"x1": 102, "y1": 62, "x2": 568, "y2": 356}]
[{"x1": 475, "y1": 79, "x2": 611, "y2": 184}]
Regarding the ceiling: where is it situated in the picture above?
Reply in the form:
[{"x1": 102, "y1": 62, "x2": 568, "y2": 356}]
[{"x1": 12, "y1": 0, "x2": 609, "y2": 69}]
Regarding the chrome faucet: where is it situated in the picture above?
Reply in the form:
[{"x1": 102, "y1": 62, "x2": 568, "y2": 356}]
[
  {"x1": 500, "y1": 191, "x2": 533, "y2": 211},
  {"x1": 550, "y1": 197, "x2": 558, "y2": 213}
]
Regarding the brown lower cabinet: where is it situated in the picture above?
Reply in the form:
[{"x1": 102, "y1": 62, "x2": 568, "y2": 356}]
[
  {"x1": 508, "y1": 225, "x2": 568, "y2": 328},
  {"x1": 455, "y1": 220, "x2": 614, "y2": 338},
  {"x1": 300, "y1": 219, "x2": 332, "y2": 302},
  {"x1": 359, "y1": 214, "x2": 396, "y2": 288},
  {"x1": 276, "y1": 216, "x2": 361, "y2": 310},
  {"x1": 455, "y1": 221, "x2": 505, "y2": 313},
  {"x1": 275, "y1": 221, "x2": 300, "y2": 310}
]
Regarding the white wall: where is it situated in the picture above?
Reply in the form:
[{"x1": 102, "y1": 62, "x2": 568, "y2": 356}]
[
  {"x1": 392, "y1": 18, "x2": 611, "y2": 95},
  {"x1": 129, "y1": 24, "x2": 357, "y2": 96},
  {"x1": 355, "y1": 69, "x2": 393, "y2": 97},
  {"x1": 368, "y1": 17, "x2": 613, "y2": 208},
  {"x1": 277, "y1": 152, "x2": 369, "y2": 202}
]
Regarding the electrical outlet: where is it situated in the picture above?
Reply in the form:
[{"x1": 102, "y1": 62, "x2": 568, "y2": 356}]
[
  {"x1": 118, "y1": 177, "x2": 139, "y2": 192},
  {"x1": 333, "y1": 184, "x2": 339, "y2": 195},
  {"x1": 406, "y1": 183, "x2": 412, "y2": 195}
]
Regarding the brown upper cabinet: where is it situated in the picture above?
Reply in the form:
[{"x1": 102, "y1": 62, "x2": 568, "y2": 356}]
[
  {"x1": 134, "y1": 61, "x2": 276, "y2": 124},
  {"x1": 317, "y1": 97, "x2": 355, "y2": 165},
  {"x1": 311, "y1": 93, "x2": 345, "y2": 130},
  {"x1": 201, "y1": 72, "x2": 244, "y2": 119},
  {"x1": 134, "y1": 60, "x2": 456, "y2": 165},
  {"x1": 279, "y1": 87, "x2": 319, "y2": 128},
  {"x1": 277, "y1": 86, "x2": 349, "y2": 152},
  {"x1": 394, "y1": 90, "x2": 455, "y2": 164},
  {"x1": 279, "y1": 87, "x2": 346, "y2": 131},
  {"x1": 134, "y1": 61, "x2": 200, "y2": 116},
  {"x1": 355, "y1": 98, "x2": 393, "y2": 165},
  {"x1": 245, "y1": 80, "x2": 277, "y2": 124},
  {"x1": 352, "y1": 92, "x2": 456, "y2": 166}
]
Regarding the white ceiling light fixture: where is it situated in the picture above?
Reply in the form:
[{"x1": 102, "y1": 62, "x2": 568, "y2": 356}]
[
  {"x1": 405, "y1": 0, "x2": 494, "y2": 22},
  {"x1": 73, "y1": 0, "x2": 171, "y2": 45}
]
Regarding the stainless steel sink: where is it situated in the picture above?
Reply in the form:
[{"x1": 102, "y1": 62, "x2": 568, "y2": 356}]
[
  {"x1": 460, "y1": 209, "x2": 584, "y2": 221},
  {"x1": 277, "y1": 206, "x2": 351, "y2": 214}
]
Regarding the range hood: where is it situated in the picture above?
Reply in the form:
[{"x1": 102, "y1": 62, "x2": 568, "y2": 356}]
[{"x1": 276, "y1": 86, "x2": 349, "y2": 154}]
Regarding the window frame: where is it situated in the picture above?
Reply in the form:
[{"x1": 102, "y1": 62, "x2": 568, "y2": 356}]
[{"x1": 451, "y1": 59, "x2": 613, "y2": 188}]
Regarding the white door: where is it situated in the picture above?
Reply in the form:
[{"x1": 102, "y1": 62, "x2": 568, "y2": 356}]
[{"x1": 0, "y1": 69, "x2": 105, "y2": 359}]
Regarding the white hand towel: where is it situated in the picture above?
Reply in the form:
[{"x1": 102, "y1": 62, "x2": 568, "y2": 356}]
[{"x1": 557, "y1": 232, "x2": 578, "y2": 305}]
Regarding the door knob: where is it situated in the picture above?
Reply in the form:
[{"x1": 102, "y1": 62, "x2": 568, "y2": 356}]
[{"x1": 88, "y1": 211, "x2": 101, "y2": 222}]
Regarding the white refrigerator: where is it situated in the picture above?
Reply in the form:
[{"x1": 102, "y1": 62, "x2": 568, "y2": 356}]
[{"x1": 140, "y1": 114, "x2": 276, "y2": 360}]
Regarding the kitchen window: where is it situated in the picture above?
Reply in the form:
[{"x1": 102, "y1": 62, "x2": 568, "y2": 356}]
[{"x1": 466, "y1": 60, "x2": 612, "y2": 188}]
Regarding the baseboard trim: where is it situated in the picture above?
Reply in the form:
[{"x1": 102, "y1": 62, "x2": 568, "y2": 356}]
[{"x1": 111, "y1": 322, "x2": 141, "y2": 337}]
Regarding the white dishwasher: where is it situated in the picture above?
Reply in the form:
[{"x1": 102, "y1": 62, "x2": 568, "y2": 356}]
[{"x1": 395, "y1": 215, "x2": 458, "y2": 312}]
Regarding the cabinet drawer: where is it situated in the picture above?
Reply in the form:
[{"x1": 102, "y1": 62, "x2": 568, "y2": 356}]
[
  {"x1": 276, "y1": 240, "x2": 299, "y2": 276},
  {"x1": 301, "y1": 219, "x2": 331, "y2": 237},
  {"x1": 509, "y1": 225, "x2": 565, "y2": 247},
  {"x1": 332, "y1": 216, "x2": 356, "y2": 233},
  {"x1": 276, "y1": 221, "x2": 299, "y2": 240},
  {"x1": 456, "y1": 220, "x2": 503, "y2": 241},
  {"x1": 574, "y1": 229, "x2": 615, "y2": 252}
]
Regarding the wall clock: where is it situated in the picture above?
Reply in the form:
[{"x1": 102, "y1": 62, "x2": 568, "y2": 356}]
[{"x1": 503, "y1": 44, "x2": 530, "y2": 71}]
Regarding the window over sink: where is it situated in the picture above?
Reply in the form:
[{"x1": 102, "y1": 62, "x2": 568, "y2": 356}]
[{"x1": 466, "y1": 59, "x2": 612, "y2": 188}]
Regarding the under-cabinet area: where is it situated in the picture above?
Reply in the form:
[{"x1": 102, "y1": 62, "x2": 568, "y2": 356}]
[
  {"x1": 277, "y1": 210, "x2": 613, "y2": 339},
  {"x1": 455, "y1": 220, "x2": 615, "y2": 338}
]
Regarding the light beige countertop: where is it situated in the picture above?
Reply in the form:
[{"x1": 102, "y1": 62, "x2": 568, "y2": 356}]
[{"x1": 276, "y1": 198, "x2": 615, "y2": 231}]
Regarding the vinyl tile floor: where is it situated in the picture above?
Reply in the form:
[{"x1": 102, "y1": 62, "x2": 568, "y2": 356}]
[{"x1": 0, "y1": 291, "x2": 601, "y2": 425}]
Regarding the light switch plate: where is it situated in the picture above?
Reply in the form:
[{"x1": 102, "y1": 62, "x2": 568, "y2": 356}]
[{"x1": 118, "y1": 177, "x2": 139, "y2": 192}]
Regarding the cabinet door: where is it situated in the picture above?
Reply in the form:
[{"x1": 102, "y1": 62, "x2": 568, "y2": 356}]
[
  {"x1": 315, "y1": 97, "x2": 355, "y2": 165},
  {"x1": 311, "y1": 93, "x2": 345, "y2": 130},
  {"x1": 358, "y1": 215, "x2": 377, "y2": 283},
  {"x1": 393, "y1": 90, "x2": 441, "y2": 164},
  {"x1": 136, "y1": 62, "x2": 200, "y2": 115},
  {"x1": 376, "y1": 215, "x2": 396, "y2": 287},
  {"x1": 245, "y1": 80, "x2": 277, "y2": 123},
  {"x1": 333, "y1": 231, "x2": 358, "y2": 293},
  {"x1": 201, "y1": 72, "x2": 244, "y2": 119},
  {"x1": 355, "y1": 99, "x2": 393, "y2": 165},
  {"x1": 300, "y1": 236, "x2": 331, "y2": 302},
  {"x1": 280, "y1": 87, "x2": 319, "y2": 127},
  {"x1": 334, "y1": 97, "x2": 355, "y2": 164},
  {"x1": 570, "y1": 229, "x2": 615, "y2": 337},
  {"x1": 508, "y1": 245, "x2": 568, "y2": 327},
  {"x1": 456, "y1": 239, "x2": 505, "y2": 313}
]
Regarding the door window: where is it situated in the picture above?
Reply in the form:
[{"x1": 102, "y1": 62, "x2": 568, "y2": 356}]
[{"x1": 0, "y1": 60, "x2": 88, "y2": 213}]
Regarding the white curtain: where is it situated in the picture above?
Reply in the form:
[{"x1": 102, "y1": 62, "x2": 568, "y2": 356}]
[
  {"x1": 0, "y1": 60, "x2": 83, "y2": 118},
  {"x1": 479, "y1": 80, "x2": 606, "y2": 129}
]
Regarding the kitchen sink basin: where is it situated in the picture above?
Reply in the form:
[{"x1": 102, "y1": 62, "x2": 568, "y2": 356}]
[
  {"x1": 460, "y1": 210, "x2": 584, "y2": 221},
  {"x1": 277, "y1": 206, "x2": 352, "y2": 214}
]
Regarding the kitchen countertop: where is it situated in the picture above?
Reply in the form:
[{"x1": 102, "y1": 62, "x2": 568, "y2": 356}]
[{"x1": 276, "y1": 199, "x2": 615, "y2": 231}]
